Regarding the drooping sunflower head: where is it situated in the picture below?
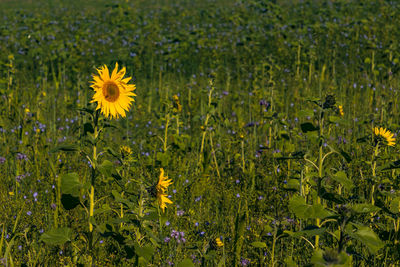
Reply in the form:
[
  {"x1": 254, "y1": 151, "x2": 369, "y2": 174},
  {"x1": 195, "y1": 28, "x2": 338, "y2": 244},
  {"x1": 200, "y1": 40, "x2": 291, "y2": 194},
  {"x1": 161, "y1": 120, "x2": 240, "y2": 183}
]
[
  {"x1": 90, "y1": 63, "x2": 136, "y2": 119},
  {"x1": 157, "y1": 168, "x2": 172, "y2": 193},
  {"x1": 373, "y1": 127, "x2": 396, "y2": 147},
  {"x1": 156, "y1": 168, "x2": 173, "y2": 212},
  {"x1": 157, "y1": 192, "x2": 173, "y2": 212}
]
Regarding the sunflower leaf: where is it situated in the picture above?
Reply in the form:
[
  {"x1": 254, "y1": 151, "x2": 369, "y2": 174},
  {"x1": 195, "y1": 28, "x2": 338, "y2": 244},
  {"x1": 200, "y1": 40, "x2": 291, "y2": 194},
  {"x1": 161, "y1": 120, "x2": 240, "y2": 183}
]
[
  {"x1": 61, "y1": 172, "x2": 82, "y2": 197},
  {"x1": 40, "y1": 227, "x2": 72, "y2": 246},
  {"x1": 351, "y1": 203, "x2": 381, "y2": 213},
  {"x1": 289, "y1": 195, "x2": 333, "y2": 219},
  {"x1": 345, "y1": 224, "x2": 384, "y2": 254},
  {"x1": 330, "y1": 171, "x2": 354, "y2": 191},
  {"x1": 300, "y1": 122, "x2": 319, "y2": 133},
  {"x1": 50, "y1": 144, "x2": 79, "y2": 153}
]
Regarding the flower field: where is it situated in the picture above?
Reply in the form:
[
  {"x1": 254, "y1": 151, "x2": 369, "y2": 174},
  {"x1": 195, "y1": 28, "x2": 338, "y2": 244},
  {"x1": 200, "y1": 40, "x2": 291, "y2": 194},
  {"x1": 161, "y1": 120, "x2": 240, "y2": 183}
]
[{"x1": 1, "y1": 0, "x2": 400, "y2": 266}]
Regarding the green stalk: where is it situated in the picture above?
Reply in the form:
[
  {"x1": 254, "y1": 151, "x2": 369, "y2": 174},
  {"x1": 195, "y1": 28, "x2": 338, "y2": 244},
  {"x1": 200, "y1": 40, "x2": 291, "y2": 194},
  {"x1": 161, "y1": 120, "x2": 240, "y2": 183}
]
[
  {"x1": 89, "y1": 124, "x2": 98, "y2": 232},
  {"x1": 163, "y1": 114, "x2": 170, "y2": 152},
  {"x1": 371, "y1": 143, "x2": 379, "y2": 206},
  {"x1": 315, "y1": 116, "x2": 324, "y2": 249}
]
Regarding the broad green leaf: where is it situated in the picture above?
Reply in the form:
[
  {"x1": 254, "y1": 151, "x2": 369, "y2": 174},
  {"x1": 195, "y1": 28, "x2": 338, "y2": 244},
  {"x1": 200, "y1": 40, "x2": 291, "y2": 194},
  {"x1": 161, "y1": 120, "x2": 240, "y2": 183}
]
[
  {"x1": 351, "y1": 203, "x2": 380, "y2": 213},
  {"x1": 98, "y1": 160, "x2": 114, "y2": 177},
  {"x1": 331, "y1": 171, "x2": 354, "y2": 191},
  {"x1": 311, "y1": 249, "x2": 352, "y2": 266},
  {"x1": 300, "y1": 122, "x2": 319, "y2": 133},
  {"x1": 156, "y1": 152, "x2": 170, "y2": 166},
  {"x1": 285, "y1": 179, "x2": 300, "y2": 191},
  {"x1": 339, "y1": 150, "x2": 352, "y2": 163},
  {"x1": 176, "y1": 258, "x2": 195, "y2": 267},
  {"x1": 285, "y1": 257, "x2": 297, "y2": 267},
  {"x1": 61, "y1": 194, "x2": 80, "y2": 210},
  {"x1": 204, "y1": 251, "x2": 217, "y2": 260},
  {"x1": 98, "y1": 160, "x2": 122, "y2": 180},
  {"x1": 93, "y1": 204, "x2": 111, "y2": 215},
  {"x1": 298, "y1": 109, "x2": 314, "y2": 118},
  {"x1": 61, "y1": 173, "x2": 81, "y2": 197},
  {"x1": 251, "y1": 241, "x2": 267, "y2": 248},
  {"x1": 286, "y1": 226, "x2": 326, "y2": 238},
  {"x1": 111, "y1": 190, "x2": 135, "y2": 209},
  {"x1": 289, "y1": 195, "x2": 333, "y2": 219},
  {"x1": 379, "y1": 160, "x2": 400, "y2": 172},
  {"x1": 50, "y1": 144, "x2": 79, "y2": 153},
  {"x1": 77, "y1": 107, "x2": 94, "y2": 115},
  {"x1": 389, "y1": 197, "x2": 400, "y2": 214},
  {"x1": 83, "y1": 122, "x2": 94, "y2": 135},
  {"x1": 40, "y1": 227, "x2": 72, "y2": 245},
  {"x1": 345, "y1": 224, "x2": 384, "y2": 254},
  {"x1": 134, "y1": 244, "x2": 155, "y2": 262},
  {"x1": 329, "y1": 115, "x2": 341, "y2": 123}
]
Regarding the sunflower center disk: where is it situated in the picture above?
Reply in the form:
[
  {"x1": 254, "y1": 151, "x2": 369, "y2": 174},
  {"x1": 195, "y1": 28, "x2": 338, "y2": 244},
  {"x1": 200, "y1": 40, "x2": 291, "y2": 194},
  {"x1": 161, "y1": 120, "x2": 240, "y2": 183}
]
[{"x1": 102, "y1": 82, "x2": 120, "y2": 102}]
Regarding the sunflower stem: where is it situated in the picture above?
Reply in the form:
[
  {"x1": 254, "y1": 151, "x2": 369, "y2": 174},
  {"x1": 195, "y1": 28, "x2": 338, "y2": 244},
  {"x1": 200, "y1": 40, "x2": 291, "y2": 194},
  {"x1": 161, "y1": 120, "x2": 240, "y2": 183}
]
[
  {"x1": 89, "y1": 111, "x2": 99, "y2": 233},
  {"x1": 163, "y1": 113, "x2": 170, "y2": 152},
  {"x1": 371, "y1": 143, "x2": 379, "y2": 206}
]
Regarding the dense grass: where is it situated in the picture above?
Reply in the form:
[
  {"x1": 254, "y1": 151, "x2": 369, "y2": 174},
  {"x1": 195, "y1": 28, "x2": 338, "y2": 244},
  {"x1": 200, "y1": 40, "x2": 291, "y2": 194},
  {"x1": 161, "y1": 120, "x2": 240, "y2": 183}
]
[{"x1": 1, "y1": 0, "x2": 400, "y2": 266}]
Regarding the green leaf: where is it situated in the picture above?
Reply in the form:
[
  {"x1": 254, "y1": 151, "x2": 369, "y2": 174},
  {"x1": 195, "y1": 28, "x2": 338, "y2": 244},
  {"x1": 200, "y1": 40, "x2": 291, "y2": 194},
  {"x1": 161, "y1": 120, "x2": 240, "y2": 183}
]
[
  {"x1": 389, "y1": 197, "x2": 400, "y2": 214},
  {"x1": 106, "y1": 147, "x2": 120, "y2": 158},
  {"x1": 98, "y1": 160, "x2": 122, "y2": 180},
  {"x1": 204, "y1": 251, "x2": 216, "y2": 260},
  {"x1": 286, "y1": 226, "x2": 326, "y2": 238},
  {"x1": 40, "y1": 227, "x2": 72, "y2": 245},
  {"x1": 345, "y1": 224, "x2": 384, "y2": 254},
  {"x1": 134, "y1": 244, "x2": 155, "y2": 262},
  {"x1": 339, "y1": 149, "x2": 352, "y2": 163},
  {"x1": 97, "y1": 160, "x2": 114, "y2": 177},
  {"x1": 284, "y1": 257, "x2": 297, "y2": 267},
  {"x1": 83, "y1": 122, "x2": 94, "y2": 135},
  {"x1": 61, "y1": 194, "x2": 80, "y2": 210},
  {"x1": 251, "y1": 241, "x2": 267, "y2": 248},
  {"x1": 77, "y1": 107, "x2": 94, "y2": 115},
  {"x1": 156, "y1": 152, "x2": 170, "y2": 167},
  {"x1": 328, "y1": 115, "x2": 341, "y2": 123},
  {"x1": 352, "y1": 203, "x2": 381, "y2": 213},
  {"x1": 284, "y1": 179, "x2": 300, "y2": 191},
  {"x1": 300, "y1": 122, "x2": 319, "y2": 133},
  {"x1": 93, "y1": 204, "x2": 111, "y2": 216},
  {"x1": 289, "y1": 195, "x2": 333, "y2": 219},
  {"x1": 311, "y1": 249, "x2": 352, "y2": 266},
  {"x1": 61, "y1": 173, "x2": 82, "y2": 197},
  {"x1": 331, "y1": 171, "x2": 354, "y2": 191},
  {"x1": 176, "y1": 258, "x2": 195, "y2": 267},
  {"x1": 298, "y1": 109, "x2": 314, "y2": 118},
  {"x1": 111, "y1": 190, "x2": 135, "y2": 209},
  {"x1": 50, "y1": 144, "x2": 79, "y2": 153},
  {"x1": 379, "y1": 160, "x2": 400, "y2": 172}
]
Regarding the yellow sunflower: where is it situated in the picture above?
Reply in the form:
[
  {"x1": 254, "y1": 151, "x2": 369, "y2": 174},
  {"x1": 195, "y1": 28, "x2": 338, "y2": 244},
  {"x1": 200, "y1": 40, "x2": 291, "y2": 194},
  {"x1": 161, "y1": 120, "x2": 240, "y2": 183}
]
[
  {"x1": 157, "y1": 168, "x2": 173, "y2": 193},
  {"x1": 338, "y1": 105, "x2": 344, "y2": 116},
  {"x1": 156, "y1": 168, "x2": 173, "y2": 212},
  {"x1": 373, "y1": 127, "x2": 396, "y2": 147},
  {"x1": 215, "y1": 237, "x2": 224, "y2": 247},
  {"x1": 157, "y1": 192, "x2": 173, "y2": 212},
  {"x1": 90, "y1": 63, "x2": 136, "y2": 119}
]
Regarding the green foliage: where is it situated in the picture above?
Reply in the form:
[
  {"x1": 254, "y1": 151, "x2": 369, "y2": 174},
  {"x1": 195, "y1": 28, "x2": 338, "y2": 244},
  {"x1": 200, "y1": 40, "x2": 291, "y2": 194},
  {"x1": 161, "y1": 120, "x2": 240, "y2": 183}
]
[
  {"x1": 0, "y1": 0, "x2": 400, "y2": 265},
  {"x1": 345, "y1": 224, "x2": 384, "y2": 254},
  {"x1": 60, "y1": 172, "x2": 82, "y2": 197},
  {"x1": 289, "y1": 195, "x2": 333, "y2": 219},
  {"x1": 40, "y1": 227, "x2": 72, "y2": 245}
]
